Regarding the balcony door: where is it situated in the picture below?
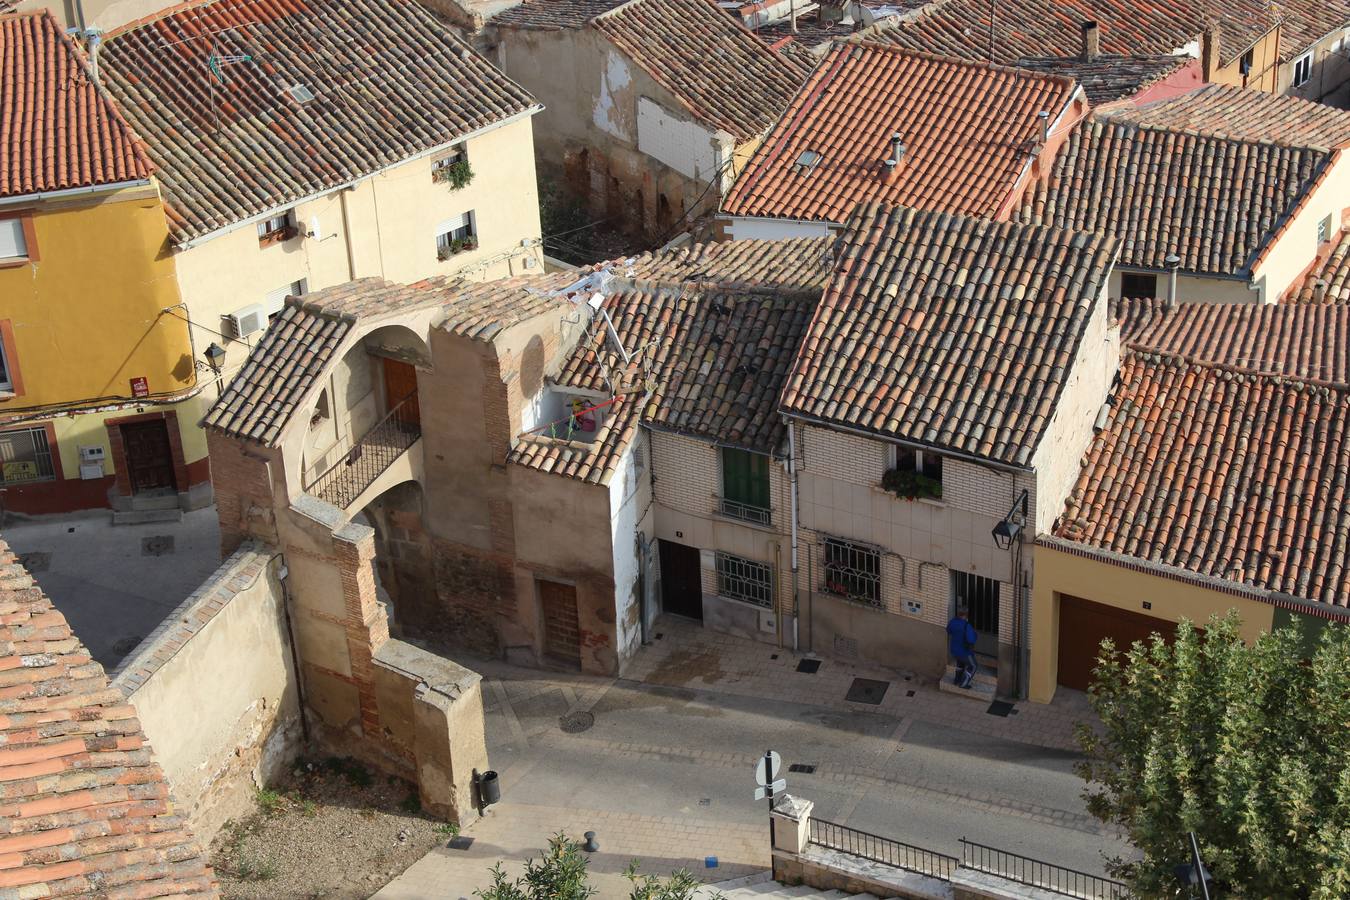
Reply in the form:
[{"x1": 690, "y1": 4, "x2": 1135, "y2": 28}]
[{"x1": 382, "y1": 358, "x2": 420, "y2": 426}]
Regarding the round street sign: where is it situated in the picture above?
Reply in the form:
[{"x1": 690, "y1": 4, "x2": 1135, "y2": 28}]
[{"x1": 755, "y1": 750, "x2": 781, "y2": 788}]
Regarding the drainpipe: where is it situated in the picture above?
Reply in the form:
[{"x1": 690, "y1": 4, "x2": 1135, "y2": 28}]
[
  {"x1": 786, "y1": 418, "x2": 801, "y2": 652},
  {"x1": 339, "y1": 188, "x2": 359, "y2": 281}
]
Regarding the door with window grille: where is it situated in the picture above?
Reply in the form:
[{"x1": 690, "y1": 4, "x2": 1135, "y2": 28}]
[
  {"x1": 951, "y1": 570, "x2": 999, "y2": 658},
  {"x1": 538, "y1": 579, "x2": 581, "y2": 670}
]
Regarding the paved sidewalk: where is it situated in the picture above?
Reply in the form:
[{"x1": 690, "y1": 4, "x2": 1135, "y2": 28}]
[{"x1": 379, "y1": 617, "x2": 1122, "y2": 899}]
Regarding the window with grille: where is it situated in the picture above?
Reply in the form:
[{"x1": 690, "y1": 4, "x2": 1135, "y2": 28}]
[
  {"x1": 822, "y1": 537, "x2": 881, "y2": 608},
  {"x1": 716, "y1": 552, "x2": 773, "y2": 609},
  {"x1": 720, "y1": 446, "x2": 771, "y2": 524},
  {"x1": 0, "y1": 427, "x2": 55, "y2": 485},
  {"x1": 951, "y1": 570, "x2": 999, "y2": 637}
]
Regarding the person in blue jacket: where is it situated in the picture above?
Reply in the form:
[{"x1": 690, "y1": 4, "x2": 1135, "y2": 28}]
[{"x1": 946, "y1": 607, "x2": 978, "y2": 688}]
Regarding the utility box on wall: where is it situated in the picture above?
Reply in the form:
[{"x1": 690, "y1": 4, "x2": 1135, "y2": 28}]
[{"x1": 78, "y1": 445, "x2": 105, "y2": 480}]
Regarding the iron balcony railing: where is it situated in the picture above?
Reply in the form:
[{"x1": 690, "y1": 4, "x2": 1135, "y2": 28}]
[
  {"x1": 960, "y1": 839, "x2": 1130, "y2": 900},
  {"x1": 304, "y1": 394, "x2": 421, "y2": 509},
  {"x1": 718, "y1": 496, "x2": 772, "y2": 526},
  {"x1": 808, "y1": 818, "x2": 958, "y2": 881}
]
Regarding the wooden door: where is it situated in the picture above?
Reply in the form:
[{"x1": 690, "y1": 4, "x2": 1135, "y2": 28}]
[
  {"x1": 1057, "y1": 594, "x2": 1175, "y2": 691},
  {"x1": 121, "y1": 420, "x2": 175, "y2": 494},
  {"x1": 382, "y1": 358, "x2": 420, "y2": 426},
  {"x1": 658, "y1": 540, "x2": 703, "y2": 621},
  {"x1": 539, "y1": 580, "x2": 581, "y2": 669}
]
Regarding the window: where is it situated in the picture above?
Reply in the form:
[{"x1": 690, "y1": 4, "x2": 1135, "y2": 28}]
[
  {"x1": 435, "y1": 211, "x2": 477, "y2": 259},
  {"x1": 884, "y1": 445, "x2": 943, "y2": 500},
  {"x1": 716, "y1": 552, "x2": 773, "y2": 609},
  {"x1": 1317, "y1": 215, "x2": 1333, "y2": 246},
  {"x1": 1293, "y1": 52, "x2": 1313, "y2": 87},
  {"x1": 0, "y1": 427, "x2": 55, "y2": 485},
  {"x1": 0, "y1": 217, "x2": 28, "y2": 261},
  {"x1": 432, "y1": 145, "x2": 473, "y2": 189},
  {"x1": 257, "y1": 209, "x2": 297, "y2": 245},
  {"x1": 951, "y1": 570, "x2": 999, "y2": 638},
  {"x1": 719, "y1": 446, "x2": 771, "y2": 524},
  {"x1": 1120, "y1": 271, "x2": 1159, "y2": 298},
  {"x1": 264, "y1": 279, "x2": 308, "y2": 319},
  {"x1": 0, "y1": 334, "x2": 11, "y2": 393},
  {"x1": 822, "y1": 536, "x2": 881, "y2": 608},
  {"x1": 1239, "y1": 48, "x2": 1254, "y2": 79}
]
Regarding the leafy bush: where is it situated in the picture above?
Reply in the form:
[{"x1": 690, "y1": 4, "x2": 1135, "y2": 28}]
[{"x1": 881, "y1": 468, "x2": 942, "y2": 500}]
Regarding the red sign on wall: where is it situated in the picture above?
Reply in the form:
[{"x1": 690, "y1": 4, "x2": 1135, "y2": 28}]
[{"x1": 130, "y1": 376, "x2": 149, "y2": 399}]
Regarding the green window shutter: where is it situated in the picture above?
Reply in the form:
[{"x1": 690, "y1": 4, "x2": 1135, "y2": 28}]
[
  {"x1": 722, "y1": 447, "x2": 769, "y2": 508},
  {"x1": 748, "y1": 451, "x2": 770, "y2": 509}
]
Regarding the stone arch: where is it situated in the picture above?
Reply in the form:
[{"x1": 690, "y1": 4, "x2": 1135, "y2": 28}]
[{"x1": 354, "y1": 479, "x2": 431, "y2": 637}]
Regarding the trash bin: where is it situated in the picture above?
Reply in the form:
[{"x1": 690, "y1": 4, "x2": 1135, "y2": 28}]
[{"x1": 477, "y1": 770, "x2": 501, "y2": 808}]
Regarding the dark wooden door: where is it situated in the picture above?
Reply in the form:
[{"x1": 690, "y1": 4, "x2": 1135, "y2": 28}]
[
  {"x1": 383, "y1": 358, "x2": 420, "y2": 426},
  {"x1": 121, "y1": 420, "x2": 175, "y2": 494},
  {"x1": 539, "y1": 580, "x2": 581, "y2": 669},
  {"x1": 1057, "y1": 594, "x2": 1174, "y2": 691},
  {"x1": 659, "y1": 540, "x2": 703, "y2": 621}
]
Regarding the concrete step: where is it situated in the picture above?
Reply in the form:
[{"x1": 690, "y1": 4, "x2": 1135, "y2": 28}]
[
  {"x1": 694, "y1": 872, "x2": 770, "y2": 899},
  {"x1": 129, "y1": 493, "x2": 180, "y2": 511},
  {"x1": 939, "y1": 677, "x2": 997, "y2": 702},
  {"x1": 944, "y1": 663, "x2": 997, "y2": 688},
  {"x1": 111, "y1": 508, "x2": 182, "y2": 526}
]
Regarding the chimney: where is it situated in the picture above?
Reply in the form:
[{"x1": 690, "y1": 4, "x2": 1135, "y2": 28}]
[
  {"x1": 1037, "y1": 110, "x2": 1050, "y2": 144},
  {"x1": 1201, "y1": 25, "x2": 1220, "y2": 80},
  {"x1": 86, "y1": 28, "x2": 104, "y2": 84},
  {"x1": 1080, "y1": 21, "x2": 1100, "y2": 61},
  {"x1": 884, "y1": 133, "x2": 905, "y2": 172}
]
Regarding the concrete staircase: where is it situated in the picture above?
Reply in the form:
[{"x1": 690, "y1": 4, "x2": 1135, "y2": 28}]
[
  {"x1": 695, "y1": 872, "x2": 886, "y2": 900},
  {"x1": 936, "y1": 661, "x2": 997, "y2": 702},
  {"x1": 111, "y1": 492, "x2": 182, "y2": 525}
]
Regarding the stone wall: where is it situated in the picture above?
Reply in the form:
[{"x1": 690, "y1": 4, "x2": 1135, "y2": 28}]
[{"x1": 113, "y1": 542, "x2": 303, "y2": 844}]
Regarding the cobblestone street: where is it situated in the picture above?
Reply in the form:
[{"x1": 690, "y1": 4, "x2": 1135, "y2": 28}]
[{"x1": 379, "y1": 617, "x2": 1125, "y2": 898}]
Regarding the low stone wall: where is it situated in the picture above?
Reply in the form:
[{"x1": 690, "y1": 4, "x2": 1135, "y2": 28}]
[{"x1": 113, "y1": 541, "x2": 303, "y2": 844}]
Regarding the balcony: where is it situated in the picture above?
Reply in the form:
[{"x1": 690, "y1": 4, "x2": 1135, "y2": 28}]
[
  {"x1": 717, "y1": 497, "x2": 771, "y2": 527},
  {"x1": 304, "y1": 394, "x2": 421, "y2": 509}
]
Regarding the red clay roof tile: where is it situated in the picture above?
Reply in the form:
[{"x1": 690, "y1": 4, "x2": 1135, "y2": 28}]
[
  {"x1": 1105, "y1": 84, "x2": 1350, "y2": 149},
  {"x1": 0, "y1": 11, "x2": 152, "y2": 199}
]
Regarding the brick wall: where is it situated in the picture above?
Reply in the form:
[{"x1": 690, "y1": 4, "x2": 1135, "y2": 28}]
[{"x1": 206, "y1": 429, "x2": 279, "y2": 555}]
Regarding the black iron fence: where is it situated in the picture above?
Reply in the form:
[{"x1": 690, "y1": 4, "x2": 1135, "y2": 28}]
[
  {"x1": 304, "y1": 394, "x2": 421, "y2": 508},
  {"x1": 808, "y1": 817, "x2": 958, "y2": 880},
  {"x1": 960, "y1": 839, "x2": 1130, "y2": 900}
]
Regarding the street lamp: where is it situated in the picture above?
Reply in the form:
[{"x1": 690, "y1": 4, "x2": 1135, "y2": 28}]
[
  {"x1": 204, "y1": 342, "x2": 226, "y2": 374},
  {"x1": 991, "y1": 489, "x2": 1028, "y2": 551},
  {"x1": 1173, "y1": 832, "x2": 1214, "y2": 899}
]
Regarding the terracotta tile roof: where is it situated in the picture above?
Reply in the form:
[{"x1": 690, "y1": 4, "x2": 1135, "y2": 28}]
[
  {"x1": 511, "y1": 285, "x2": 817, "y2": 481},
  {"x1": 490, "y1": 0, "x2": 627, "y2": 29},
  {"x1": 1275, "y1": 0, "x2": 1350, "y2": 61},
  {"x1": 1103, "y1": 84, "x2": 1350, "y2": 149},
  {"x1": 1287, "y1": 228, "x2": 1350, "y2": 303},
  {"x1": 781, "y1": 202, "x2": 1117, "y2": 466},
  {"x1": 0, "y1": 11, "x2": 152, "y2": 199},
  {"x1": 590, "y1": 0, "x2": 809, "y2": 141},
  {"x1": 1117, "y1": 298, "x2": 1350, "y2": 382},
  {"x1": 0, "y1": 539, "x2": 218, "y2": 898},
  {"x1": 1013, "y1": 53, "x2": 1190, "y2": 105},
  {"x1": 1056, "y1": 352, "x2": 1350, "y2": 607},
  {"x1": 619, "y1": 238, "x2": 833, "y2": 293},
  {"x1": 204, "y1": 274, "x2": 578, "y2": 445},
  {"x1": 864, "y1": 0, "x2": 1275, "y2": 67},
  {"x1": 722, "y1": 43, "x2": 1078, "y2": 223},
  {"x1": 748, "y1": 0, "x2": 930, "y2": 49},
  {"x1": 1017, "y1": 115, "x2": 1330, "y2": 276},
  {"x1": 98, "y1": 0, "x2": 538, "y2": 243}
]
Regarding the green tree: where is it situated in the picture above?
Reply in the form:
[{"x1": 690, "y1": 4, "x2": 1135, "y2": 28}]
[
  {"x1": 476, "y1": 834, "x2": 706, "y2": 900},
  {"x1": 1077, "y1": 612, "x2": 1350, "y2": 898}
]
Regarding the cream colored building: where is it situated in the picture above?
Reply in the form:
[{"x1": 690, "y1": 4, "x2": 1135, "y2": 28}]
[{"x1": 94, "y1": 0, "x2": 545, "y2": 477}]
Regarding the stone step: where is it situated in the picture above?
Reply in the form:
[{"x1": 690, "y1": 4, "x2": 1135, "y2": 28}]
[
  {"x1": 129, "y1": 493, "x2": 181, "y2": 511},
  {"x1": 938, "y1": 676, "x2": 997, "y2": 702},
  {"x1": 111, "y1": 508, "x2": 183, "y2": 526}
]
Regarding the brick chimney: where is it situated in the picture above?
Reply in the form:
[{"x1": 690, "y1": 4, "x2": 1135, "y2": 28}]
[
  {"x1": 1201, "y1": 25, "x2": 1220, "y2": 80},
  {"x1": 1080, "y1": 21, "x2": 1100, "y2": 61}
]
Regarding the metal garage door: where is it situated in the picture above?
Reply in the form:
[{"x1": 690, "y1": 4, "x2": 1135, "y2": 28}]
[{"x1": 1057, "y1": 595, "x2": 1175, "y2": 691}]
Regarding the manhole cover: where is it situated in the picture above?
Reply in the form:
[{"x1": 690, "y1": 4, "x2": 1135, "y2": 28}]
[
  {"x1": 796, "y1": 659, "x2": 821, "y2": 674},
  {"x1": 987, "y1": 700, "x2": 1016, "y2": 717},
  {"x1": 845, "y1": 677, "x2": 889, "y2": 704},
  {"x1": 788, "y1": 763, "x2": 817, "y2": 774},
  {"x1": 18, "y1": 551, "x2": 50, "y2": 572},
  {"x1": 141, "y1": 535, "x2": 175, "y2": 557},
  {"x1": 112, "y1": 635, "x2": 145, "y2": 656},
  {"x1": 559, "y1": 711, "x2": 595, "y2": 733}
]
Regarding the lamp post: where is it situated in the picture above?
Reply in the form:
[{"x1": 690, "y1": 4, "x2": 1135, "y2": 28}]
[
  {"x1": 1173, "y1": 831, "x2": 1214, "y2": 899},
  {"x1": 991, "y1": 489, "x2": 1028, "y2": 551},
  {"x1": 204, "y1": 342, "x2": 227, "y2": 395},
  {"x1": 990, "y1": 488, "x2": 1029, "y2": 694}
]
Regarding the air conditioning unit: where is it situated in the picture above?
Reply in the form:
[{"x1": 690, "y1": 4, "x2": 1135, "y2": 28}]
[{"x1": 225, "y1": 303, "x2": 268, "y2": 339}]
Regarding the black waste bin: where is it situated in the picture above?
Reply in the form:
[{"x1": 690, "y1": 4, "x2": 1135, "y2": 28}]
[{"x1": 477, "y1": 770, "x2": 501, "y2": 808}]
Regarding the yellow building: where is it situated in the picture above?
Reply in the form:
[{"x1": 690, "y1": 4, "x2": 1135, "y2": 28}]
[
  {"x1": 0, "y1": 10, "x2": 209, "y2": 515},
  {"x1": 1030, "y1": 334, "x2": 1350, "y2": 703}
]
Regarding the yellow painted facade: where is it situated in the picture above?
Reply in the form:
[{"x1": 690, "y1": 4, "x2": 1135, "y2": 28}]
[
  {"x1": 1209, "y1": 29, "x2": 1282, "y2": 93},
  {"x1": 1029, "y1": 543, "x2": 1275, "y2": 703}
]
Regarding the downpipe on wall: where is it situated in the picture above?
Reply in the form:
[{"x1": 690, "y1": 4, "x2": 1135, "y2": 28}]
[{"x1": 786, "y1": 419, "x2": 801, "y2": 653}]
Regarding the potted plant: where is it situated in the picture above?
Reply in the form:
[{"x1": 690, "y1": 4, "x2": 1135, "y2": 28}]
[
  {"x1": 881, "y1": 467, "x2": 943, "y2": 501},
  {"x1": 433, "y1": 158, "x2": 475, "y2": 190}
]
